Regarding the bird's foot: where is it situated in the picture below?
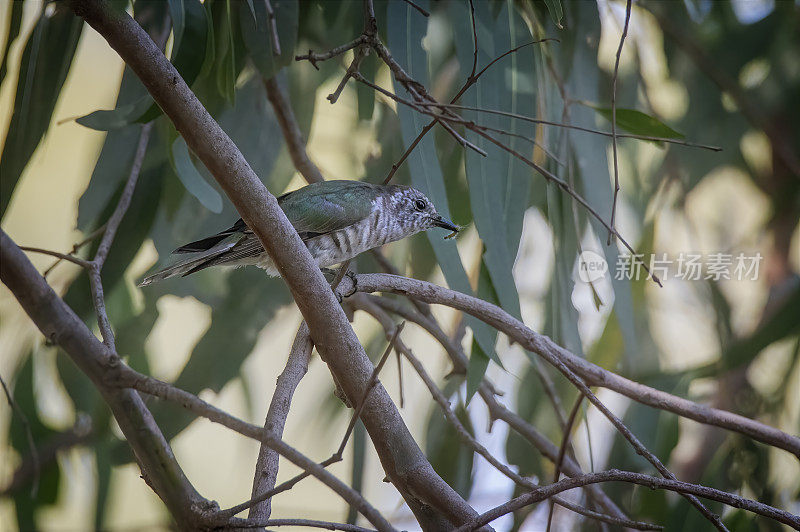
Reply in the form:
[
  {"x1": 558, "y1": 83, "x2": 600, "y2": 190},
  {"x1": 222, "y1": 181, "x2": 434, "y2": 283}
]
[
  {"x1": 320, "y1": 267, "x2": 337, "y2": 282},
  {"x1": 343, "y1": 270, "x2": 358, "y2": 297}
]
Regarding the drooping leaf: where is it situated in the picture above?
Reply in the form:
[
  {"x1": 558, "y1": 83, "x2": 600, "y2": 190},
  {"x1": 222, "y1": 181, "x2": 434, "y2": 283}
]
[
  {"x1": 152, "y1": 269, "x2": 292, "y2": 440},
  {"x1": 76, "y1": 0, "x2": 209, "y2": 130},
  {"x1": 0, "y1": 4, "x2": 82, "y2": 216},
  {"x1": 171, "y1": 136, "x2": 224, "y2": 213},
  {"x1": 388, "y1": 0, "x2": 500, "y2": 370},
  {"x1": 467, "y1": 259, "x2": 502, "y2": 402},
  {"x1": 9, "y1": 354, "x2": 62, "y2": 529},
  {"x1": 587, "y1": 104, "x2": 686, "y2": 140},
  {"x1": 213, "y1": 0, "x2": 238, "y2": 105},
  {"x1": 425, "y1": 394, "x2": 475, "y2": 500},
  {"x1": 0, "y1": 0, "x2": 24, "y2": 83},
  {"x1": 542, "y1": 0, "x2": 564, "y2": 29},
  {"x1": 559, "y1": 1, "x2": 643, "y2": 370},
  {"x1": 452, "y1": 0, "x2": 534, "y2": 321},
  {"x1": 239, "y1": 0, "x2": 298, "y2": 80}
]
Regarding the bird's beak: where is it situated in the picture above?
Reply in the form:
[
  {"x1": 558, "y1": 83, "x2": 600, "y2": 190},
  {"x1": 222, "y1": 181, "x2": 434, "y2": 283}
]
[{"x1": 433, "y1": 215, "x2": 459, "y2": 233}]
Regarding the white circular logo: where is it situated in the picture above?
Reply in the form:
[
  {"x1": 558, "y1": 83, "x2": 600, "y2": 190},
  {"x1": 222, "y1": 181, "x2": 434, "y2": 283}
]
[{"x1": 577, "y1": 251, "x2": 608, "y2": 283}]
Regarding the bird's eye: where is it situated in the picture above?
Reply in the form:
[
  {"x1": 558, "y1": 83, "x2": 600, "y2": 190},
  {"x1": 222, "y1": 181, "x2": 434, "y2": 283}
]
[{"x1": 414, "y1": 199, "x2": 427, "y2": 211}]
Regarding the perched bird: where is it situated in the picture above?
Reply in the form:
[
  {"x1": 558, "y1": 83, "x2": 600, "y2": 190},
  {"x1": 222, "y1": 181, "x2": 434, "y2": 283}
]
[{"x1": 138, "y1": 180, "x2": 459, "y2": 286}]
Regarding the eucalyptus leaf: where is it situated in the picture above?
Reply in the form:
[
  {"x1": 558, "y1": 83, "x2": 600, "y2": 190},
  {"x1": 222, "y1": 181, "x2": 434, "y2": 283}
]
[
  {"x1": 171, "y1": 137, "x2": 224, "y2": 213},
  {"x1": 452, "y1": 0, "x2": 534, "y2": 322},
  {"x1": 542, "y1": 0, "x2": 564, "y2": 29},
  {"x1": 75, "y1": 0, "x2": 209, "y2": 130},
  {"x1": 0, "y1": 4, "x2": 82, "y2": 216},
  {"x1": 389, "y1": 0, "x2": 501, "y2": 373},
  {"x1": 425, "y1": 398, "x2": 475, "y2": 499},
  {"x1": 0, "y1": 0, "x2": 24, "y2": 83},
  {"x1": 239, "y1": 0, "x2": 298, "y2": 79},
  {"x1": 588, "y1": 104, "x2": 686, "y2": 140}
]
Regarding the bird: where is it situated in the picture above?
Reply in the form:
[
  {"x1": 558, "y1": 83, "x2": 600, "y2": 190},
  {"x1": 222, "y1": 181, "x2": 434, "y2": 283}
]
[{"x1": 138, "y1": 179, "x2": 459, "y2": 286}]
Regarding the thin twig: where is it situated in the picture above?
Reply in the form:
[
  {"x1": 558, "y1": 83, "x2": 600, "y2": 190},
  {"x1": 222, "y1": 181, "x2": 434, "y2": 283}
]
[
  {"x1": 19, "y1": 247, "x2": 92, "y2": 269},
  {"x1": 228, "y1": 517, "x2": 377, "y2": 531},
  {"x1": 608, "y1": 0, "x2": 632, "y2": 246},
  {"x1": 328, "y1": 44, "x2": 369, "y2": 104},
  {"x1": 107, "y1": 365, "x2": 395, "y2": 531},
  {"x1": 89, "y1": 123, "x2": 152, "y2": 350},
  {"x1": 400, "y1": 0, "x2": 429, "y2": 17},
  {"x1": 354, "y1": 73, "x2": 663, "y2": 286},
  {"x1": 546, "y1": 395, "x2": 584, "y2": 532},
  {"x1": 296, "y1": 36, "x2": 367, "y2": 70},
  {"x1": 94, "y1": 123, "x2": 152, "y2": 267},
  {"x1": 350, "y1": 296, "x2": 635, "y2": 526},
  {"x1": 347, "y1": 276, "x2": 723, "y2": 529},
  {"x1": 386, "y1": 324, "x2": 660, "y2": 532},
  {"x1": 452, "y1": 469, "x2": 800, "y2": 532},
  {"x1": 223, "y1": 322, "x2": 402, "y2": 521},
  {"x1": 263, "y1": 77, "x2": 324, "y2": 183},
  {"x1": 263, "y1": 0, "x2": 281, "y2": 56},
  {"x1": 42, "y1": 224, "x2": 106, "y2": 277},
  {"x1": 426, "y1": 103, "x2": 722, "y2": 151},
  {"x1": 248, "y1": 322, "x2": 313, "y2": 520},
  {"x1": 0, "y1": 373, "x2": 40, "y2": 498}
]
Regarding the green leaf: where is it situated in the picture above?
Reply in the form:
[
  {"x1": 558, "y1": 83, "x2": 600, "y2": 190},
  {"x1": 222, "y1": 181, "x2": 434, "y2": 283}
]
[
  {"x1": 0, "y1": 4, "x2": 82, "y2": 216},
  {"x1": 452, "y1": 0, "x2": 534, "y2": 322},
  {"x1": 77, "y1": 65, "x2": 152, "y2": 230},
  {"x1": 425, "y1": 396, "x2": 475, "y2": 499},
  {"x1": 0, "y1": 0, "x2": 24, "y2": 83},
  {"x1": 388, "y1": 0, "x2": 500, "y2": 369},
  {"x1": 357, "y1": 54, "x2": 377, "y2": 121},
  {"x1": 9, "y1": 354, "x2": 63, "y2": 529},
  {"x1": 559, "y1": 1, "x2": 644, "y2": 370},
  {"x1": 213, "y1": 0, "x2": 238, "y2": 105},
  {"x1": 75, "y1": 0, "x2": 209, "y2": 130},
  {"x1": 156, "y1": 270, "x2": 292, "y2": 439},
  {"x1": 588, "y1": 105, "x2": 686, "y2": 140},
  {"x1": 542, "y1": 0, "x2": 564, "y2": 29},
  {"x1": 76, "y1": 96, "x2": 154, "y2": 131},
  {"x1": 467, "y1": 259, "x2": 502, "y2": 402},
  {"x1": 171, "y1": 136, "x2": 223, "y2": 213},
  {"x1": 239, "y1": 0, "x2": 298, "y2": 79},
  {"x1": 66, "y1": 152, "x2": 167, "y2": 318}
]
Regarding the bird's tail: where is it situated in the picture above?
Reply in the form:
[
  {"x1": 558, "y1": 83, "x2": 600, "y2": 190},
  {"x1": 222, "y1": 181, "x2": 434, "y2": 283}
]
[{"x1": 137, "y1": 255, "x2": 217, "y2": 287}]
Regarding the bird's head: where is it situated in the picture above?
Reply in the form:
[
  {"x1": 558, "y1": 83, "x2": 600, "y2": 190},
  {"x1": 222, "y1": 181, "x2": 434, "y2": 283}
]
[{"x1": 388, "y1": 186, "x2": 460, "y2": 238}]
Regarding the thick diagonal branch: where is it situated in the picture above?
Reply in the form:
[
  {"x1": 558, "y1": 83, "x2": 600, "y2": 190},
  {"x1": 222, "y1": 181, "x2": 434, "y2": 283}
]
[
  {"x1": 1, "y1": 230, "x2": 208, "y2": 528},
  {"x1": 66, "y1": 0, "x2": 481, "y2": 528}
]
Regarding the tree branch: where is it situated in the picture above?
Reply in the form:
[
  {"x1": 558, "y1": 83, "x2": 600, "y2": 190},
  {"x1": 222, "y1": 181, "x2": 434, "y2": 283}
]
[
  {"x1": 340, "y1": 273, "x2": 800, "y2": 458},
  {"x1": 1, "y1": 230, "x2": 208, "y2": 529},
  {"x1": 263, "y1": 77, "x2": 325, "y2": 184},
  {"x1": 65, "y1": 1, "x2": 480, "y2": 527},
  {"x1": 248, "y1": 321, "x2": 313, "y2": 520},
  {"x1": 352, "y1": 299, "x2": 661, "y2": 531},
  {"x1": 607, "y1": 0, "x2": 632, "y2": 245},
  {"x1": 453, "y1": 469, "x2": 800, "y2": 532}
]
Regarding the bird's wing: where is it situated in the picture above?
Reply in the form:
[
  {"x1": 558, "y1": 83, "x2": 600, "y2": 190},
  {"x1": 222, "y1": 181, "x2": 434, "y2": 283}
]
[
  {"x1": 278, "y1": 180, "x2": 378, "y2": 238},
  {"x1": 172, "y1": 181, "x2": 378, "y2": 256},
  {"x1": 173, "y1": 219, "x2": 248, "y2": 253}
]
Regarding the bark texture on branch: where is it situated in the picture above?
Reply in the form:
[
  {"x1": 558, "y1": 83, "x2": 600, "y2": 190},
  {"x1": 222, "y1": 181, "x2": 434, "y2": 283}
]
[
  {"x1": 342, "y1": 273, "x2": 800, "y2": 458},
  {"x1": 65, "y1": 0, "x2": 479, "y2": 528},
  {"x1": 0, "y1": 231, "x2": 207, "y2": 528}
]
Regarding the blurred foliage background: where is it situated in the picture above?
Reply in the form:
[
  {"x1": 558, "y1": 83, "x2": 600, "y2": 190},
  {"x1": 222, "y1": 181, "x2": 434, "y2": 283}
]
[{"x1": 1, "y1": 0, "x2": 798, "y2": 530}]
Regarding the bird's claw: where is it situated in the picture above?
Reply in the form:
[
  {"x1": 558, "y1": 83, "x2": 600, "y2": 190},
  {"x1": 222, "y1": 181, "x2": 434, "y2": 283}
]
[{"x1": 342, "y1": 270, "x2": 358, "y2": 299}]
